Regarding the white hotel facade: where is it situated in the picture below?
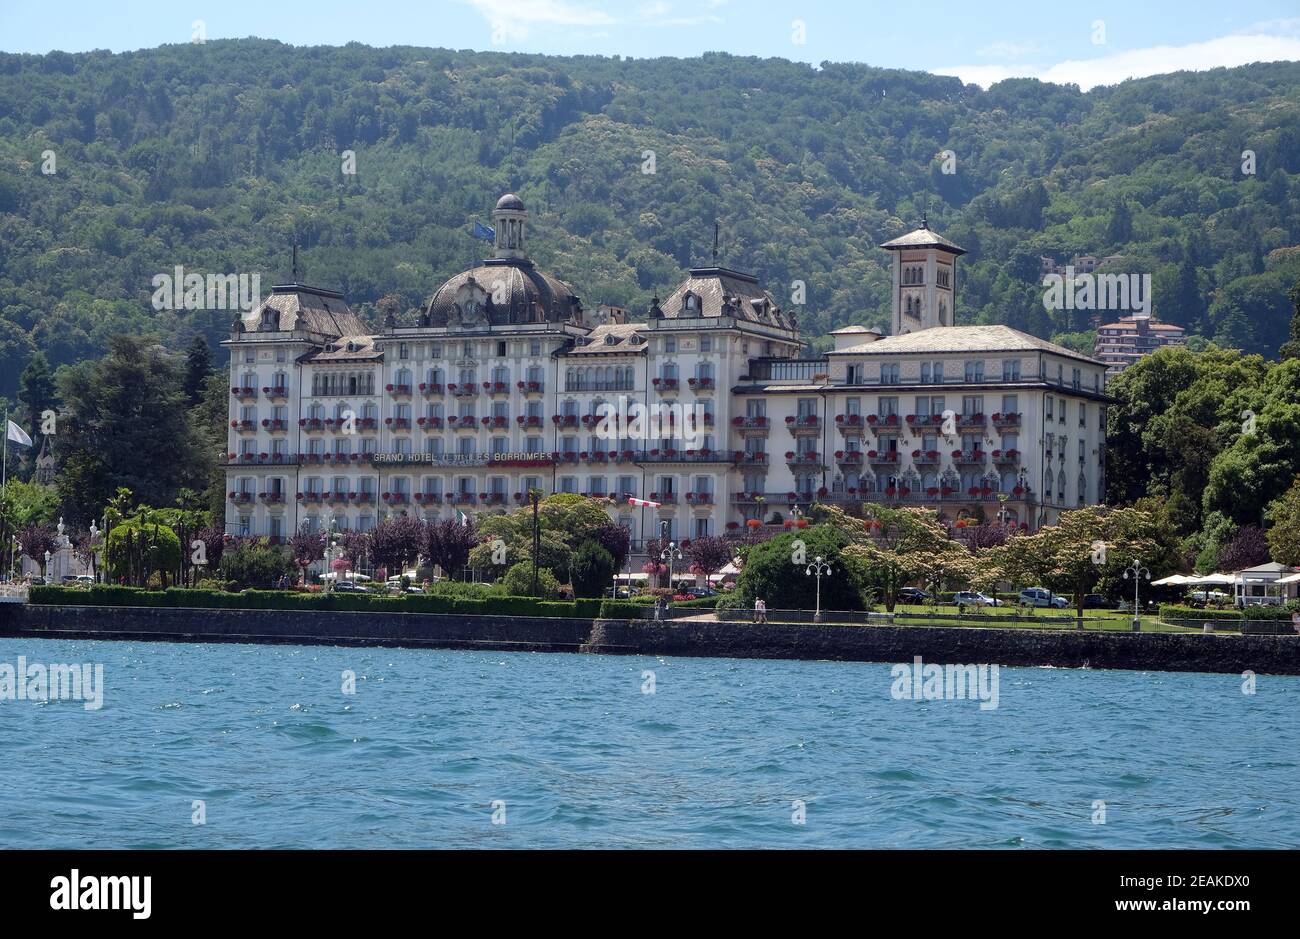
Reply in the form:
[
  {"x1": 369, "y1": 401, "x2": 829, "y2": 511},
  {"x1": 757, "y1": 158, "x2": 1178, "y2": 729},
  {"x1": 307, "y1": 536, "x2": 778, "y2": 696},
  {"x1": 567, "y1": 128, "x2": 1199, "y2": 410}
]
[{"x1": 223, "y1": 194, "x2": 1108, "y2": 555}]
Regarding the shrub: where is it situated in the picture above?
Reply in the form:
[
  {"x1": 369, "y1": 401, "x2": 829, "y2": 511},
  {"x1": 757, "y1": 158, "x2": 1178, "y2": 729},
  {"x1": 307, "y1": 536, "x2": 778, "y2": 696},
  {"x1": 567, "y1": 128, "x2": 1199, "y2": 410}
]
[
  {"x1": 500, "y1": 561, "x2": 562, "y2": 599},
  {"x1": 1159, "y1": 604, "x2": 1242, "y2": 620},
  {"x1": 220, "y1": 539, "x2": 297, "y2": 589}
]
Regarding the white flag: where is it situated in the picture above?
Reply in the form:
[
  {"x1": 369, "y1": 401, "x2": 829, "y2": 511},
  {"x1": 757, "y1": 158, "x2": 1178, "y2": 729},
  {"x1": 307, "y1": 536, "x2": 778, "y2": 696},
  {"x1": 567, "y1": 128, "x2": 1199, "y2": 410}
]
[{"x1": 6, "y1": 420, "x2": 32, "y2": 447}]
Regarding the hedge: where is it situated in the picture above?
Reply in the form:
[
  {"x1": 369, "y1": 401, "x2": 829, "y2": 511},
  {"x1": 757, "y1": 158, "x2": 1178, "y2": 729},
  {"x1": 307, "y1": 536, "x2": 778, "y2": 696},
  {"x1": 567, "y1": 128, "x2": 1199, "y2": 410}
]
[
  {"x1": 1160, "y1": 604, "x2": 1243, "y2": 621},
  {"x1": 28, "y1": 584, "x2": 603, "y2": 619},
  {"x1": 597, "y1": 600, "x2": 649, "y2": 619}
]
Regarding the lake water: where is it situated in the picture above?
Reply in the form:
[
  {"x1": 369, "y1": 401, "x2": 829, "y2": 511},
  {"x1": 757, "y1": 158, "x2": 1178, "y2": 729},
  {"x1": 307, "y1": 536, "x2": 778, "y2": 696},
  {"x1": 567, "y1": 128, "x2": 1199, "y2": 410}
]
[{"x1": 1, "y1": 637, "x2": 1296, "y2": 849}]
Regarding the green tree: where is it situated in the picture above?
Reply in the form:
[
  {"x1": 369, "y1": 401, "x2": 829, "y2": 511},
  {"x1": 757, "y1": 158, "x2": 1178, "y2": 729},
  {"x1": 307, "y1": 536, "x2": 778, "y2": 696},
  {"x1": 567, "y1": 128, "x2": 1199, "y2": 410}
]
[
  {"x1": 735, "y1": 523, "x2": 868, "y2": 612},
  {"x1": 569, "y1": 540, "x2": 614, "y2": 599},
  {"x1": 183, "y1": 336, "x2": 213, "y2": 408},
  {"x1": 1264, "y1": 476, "x2": 1300, "y2": 566},
  {"x1": 54, "y1": 335, "x2": 203, "y2": 526},
  {"x1": 219, "y1": 538, "x2": 296, "y2": 589},
  {"x1": 16, "y1": 350, "x2": 58, "y2": 454},
  {"x1": 501, "y1": 560, "x2": 561, "y2": 598}
]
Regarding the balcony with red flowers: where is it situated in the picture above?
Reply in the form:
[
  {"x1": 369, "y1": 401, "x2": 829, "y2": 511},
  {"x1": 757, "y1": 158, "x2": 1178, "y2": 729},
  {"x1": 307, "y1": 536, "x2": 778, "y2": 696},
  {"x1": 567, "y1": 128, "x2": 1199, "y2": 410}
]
[
  {"x1": 419, "y1": 382, "x2": 444, "y2": 396},
  {"x1": 299, "y1": 417, "x2": 325, "y2": 433},
  {"x1": 448, "y1": 383, "x2": 478, "y2": 399},
  {"x1": 326, "y1": 490, "x2": 350, "y2": 504},
  {"x1": 230, "y1": 386, "x2": 258, "y2": 400},
  {"x1": 261, "y1": 418, "x2": 288, "y2": 433},
  {"x1": 866, "y1": 413, "x2": 902, "y2": 431},
  {"x1": 231, "y1": 419, "x2": 256, "y2": 433},
  {"x1": 867, "y1": 449, "x2": 900, "y2": 465},
  {"x1": 518, "y1": 380, "x2": 545, "y2": 395},
  {"x1": 732, "y1": 415, "x2": 770, "y2": 435},
  {"x1": 381, "y1": 491, "x2": 409, "y2": 505},
  {"x1": 905, "y1": 413, "x2": 945, "y2": 428},
  {"x1": 416, "y1": 416, "x2": 445, "y2": 430},
  {"x1": 262, "y1": 385, "x2": 289, "y2": 400},
  {"x1": 228, "y1": 491, "x2": 254, "y2": 505},
  {"x1": 558, "y1": 450, "x2": 579, "y2": 464},
  {"x1": 296, "y1": 491, "x2": 324, "y2": 504},
  {"x1": 412, "y1": 492, "x2": 442, "y2": 505},
  {"x1": 785, "y1": 414, "x2": 820, "y2": 435},
  {"x1": 785, "y1": 450, "x2": 821, "y2": 467},
  {"x1": 835, "y1": 413, "x2": 865, "y2": 435},
  {"x1": 447, "y1": 416, "x2": 478, "y2": 431},
  {"x1": 351, "y1": 492, "x2": 376, "y2": 504},
  {"x1": 385, "y1": 417, "x2": 411, "y2": 430},
  {"x1": 652, "y1": 377, "x2": 680, "y2": 394},
  {"x1": 386, "y1": 383, "x2": 412, "y2": 397},
  {"x1": 647, "y1": 491, "x2": 678, "y2": 504},
  {"x1": 552, "y1": 414, "x2": 579, "y2": 428},
  {"x1": 481, "y1": 492, "x2": 506, "y2": 506},
  {"x1": 992, "y1": 411, "x2": 1022, "y2": 429},
  {"x1": 484, "y1": 381, "x2": 510, "y2": 397},
  {"x1": 687, "y1": 376, "x2": 715, "y2": 393},
  {"x1": 258, "y1": 492, "x2": 287, "y2": 504},
  {"x1": 517, "y1": 415, "x2": 544, "y2": 429},
  {"x1": 958, "y1": 412, "x2": 986, "y2": 429},
  {"x1": 835, "y1": 450, "x2": 864, "y2": 466},
  {"x1": 685, "y1": 492, "x2": 714, "y2": 505},
  {"x1": 482, "y1": 416, "x2": 510, "y2": 430},
  {"x1": 953, "y1": 449, "x2": 987, "y2": 465},
  {"x1": 734, "y1": 450, "x2": 768, "y2": 466},
  {"x1": 992, "y1": 448, "x2": 1021, "y2": 465}
]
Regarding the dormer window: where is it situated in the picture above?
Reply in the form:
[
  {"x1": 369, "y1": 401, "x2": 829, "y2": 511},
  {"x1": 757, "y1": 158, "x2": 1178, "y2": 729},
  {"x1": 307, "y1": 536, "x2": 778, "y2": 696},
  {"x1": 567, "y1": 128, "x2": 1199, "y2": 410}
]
[
  {"x1": 260, "y1": 308, "x2": 278, "y2": 331},
  {"x1": 604, "y1": 334, "x2": 617, "y2": 345}
]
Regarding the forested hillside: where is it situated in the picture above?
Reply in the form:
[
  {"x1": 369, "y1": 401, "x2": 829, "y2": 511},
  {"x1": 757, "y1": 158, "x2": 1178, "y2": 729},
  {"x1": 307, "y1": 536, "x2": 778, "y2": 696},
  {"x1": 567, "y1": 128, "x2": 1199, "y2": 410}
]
[{"x1": 1, "y1": 40, "x2": 1298, "y2": 395}]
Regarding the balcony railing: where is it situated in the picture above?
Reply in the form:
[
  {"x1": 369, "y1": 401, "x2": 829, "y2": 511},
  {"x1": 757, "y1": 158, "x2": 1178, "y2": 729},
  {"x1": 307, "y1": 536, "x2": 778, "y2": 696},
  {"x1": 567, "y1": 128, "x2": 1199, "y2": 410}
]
[
  {"x1": 953, "y1": 450, "x2": 987, "y2": 464},
  {"x1": 230, "y1": 453, "x2": 299, "y2": 466},
  {"x1": 866, "y1": 450, "x2": 900, "y2": 465},
  {"x1": 785, "y1": 451, "x2": 821, "y2": 467},
  {"x1": 417, "y1": 417, "x2": 444, "y2": 429},
  {"x1": 834, "y1": 450, "x2": 864, "y2": 465},
  {"x1": 785, "y1": 415, "x2": 820, "y2": 433},
  {"x1": 381, "y1": 492, "x2": 410, "y2": 504},
  {"x1": 731, "y1": 416, "x2": 770, "y2": 432},
  {"x1": 517, "y1": 380, "x2": 545, "y2": 394},
  {"x1": 448, "y1": 384, "x2": 478, "y2": 398},
  {"x1": 419, "y1": 382, "x2": 444, "y2": 395},
  {"x1": 652, "y1": 378, "x2": 680, "y2": 392},
  {"x1": 447, "y1": 416, "x2": 478, "y2": 430},
  {"x1": 483, "y1": 381, "x2": 511, "y2": 396},
  {"x1": 684, "y1": 492, "x2": 714, "y2": 505},
  {"x1": 958, "y1": 413, "x2": 986, "y2": 429},
  {"x1": 733, "y1": 450, "x2": 768, "y2": 465},
  {"x1": 553, "y1": 415, "x2": 579, "y2": 428},
  {"x1": 992, "y1": 448, "x2": 1021, "y2": 464},
  {"x1": 517, "y1": 416, "x2": 544, "y2": 428},
  {"x1": 232, "y1": 420, "x2": 256, "y2": 432},
  {"x1": 647, "y1": 492, "x2": 678, "y2": 504},
  {"x1": 230, "y1": 386, "x2": 258, "y2": 399},
  {"x1": 992, "y1": 411, "x2": 1022, "y2": 428},
  {"x1": 865, "y1": 414, "x2": 902, "y2": 429},
  {"x1": 261, "y1": 419, "x2": 288, "y2": 432},
  {"x1": 262, "y1": 386, "x2": 289, "y2": 399},
  {"x1": 385, "y1": 417, "x2": 412, "y2": 429},
  {"x1": 835, "y1": 414, "x2": 865, "y2": 433},
  {"x1": 910, "y1": 449, "x2": 941, "y2": 465},
  {"x1": 687, "y1": 377, "x2": 715, "y2": 391},
  {"x1": 412, "y1": 492, "x2": 442, "y2": 504},
  {"x1": 386, "y1": 383, "x2": 412, "y2": 396}
]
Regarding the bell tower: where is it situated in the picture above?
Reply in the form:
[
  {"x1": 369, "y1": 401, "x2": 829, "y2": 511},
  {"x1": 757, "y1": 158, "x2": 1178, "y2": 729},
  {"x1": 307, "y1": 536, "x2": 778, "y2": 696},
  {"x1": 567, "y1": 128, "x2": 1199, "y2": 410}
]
[{"x1": 880, "y1": 216, "x2": 966, "y2": 336}]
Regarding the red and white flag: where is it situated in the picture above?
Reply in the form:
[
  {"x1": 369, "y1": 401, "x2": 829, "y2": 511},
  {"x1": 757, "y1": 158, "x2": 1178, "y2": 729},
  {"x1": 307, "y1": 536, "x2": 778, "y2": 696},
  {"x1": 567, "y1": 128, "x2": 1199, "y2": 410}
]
[{"x1": 627, "y1": 496, "x2": 660, "y2": 508}]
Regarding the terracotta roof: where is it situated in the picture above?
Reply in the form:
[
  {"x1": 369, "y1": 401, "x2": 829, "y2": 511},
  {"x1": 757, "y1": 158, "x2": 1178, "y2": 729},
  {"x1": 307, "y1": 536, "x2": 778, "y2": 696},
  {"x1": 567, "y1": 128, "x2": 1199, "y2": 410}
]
[{"x1": 832, "y1": 324, "x2": 1103, "y2": 364}]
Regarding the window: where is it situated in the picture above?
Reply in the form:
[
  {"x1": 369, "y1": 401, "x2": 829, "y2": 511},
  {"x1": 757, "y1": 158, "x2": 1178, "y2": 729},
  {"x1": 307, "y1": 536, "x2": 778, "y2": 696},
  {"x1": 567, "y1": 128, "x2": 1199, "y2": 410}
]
[
  {"x1": 700, "y1": 338, "x2": 712, "y2": 353},
  {"x1": 530, "y1": 341, "x2": 541, "y2": 356},
  {"x1": 1002, "y1": 360, "x2": 1020, "y2": 381},
  {"x1": 1002, "y1": 394, "x2": 1018, "y2": 415},
  {"x1": 497, "y1": 341, "x2": 507, "y2": 357},
  {"x1": 878, "y1": 396, "x2": 898, "y2": 417},
  {"x1": 1045, "y1": 396, "x2": 1054, "y2": 420},
  {"x1": 964, "y1": 360, "x2": 984, "y2": 382},
  {"x1": 665, "y1": 337, "x2": 676, "y2": 354},
  {"x1": 399, "y1": 343, "x2": 409, "y2": 360},
  {"x1": 1078, "y1": 403, "x2": 1087, "y2": 428},
  {"x1": 881, "y1": 363, "x2": 900, "y2": 383}
]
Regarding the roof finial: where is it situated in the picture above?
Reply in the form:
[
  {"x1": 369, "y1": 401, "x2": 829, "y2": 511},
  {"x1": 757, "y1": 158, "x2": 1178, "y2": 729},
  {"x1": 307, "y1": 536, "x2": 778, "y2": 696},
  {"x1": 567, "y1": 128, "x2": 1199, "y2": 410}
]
[{"x1": 921, "y1": 201, "x2": 930, "y2": 230}]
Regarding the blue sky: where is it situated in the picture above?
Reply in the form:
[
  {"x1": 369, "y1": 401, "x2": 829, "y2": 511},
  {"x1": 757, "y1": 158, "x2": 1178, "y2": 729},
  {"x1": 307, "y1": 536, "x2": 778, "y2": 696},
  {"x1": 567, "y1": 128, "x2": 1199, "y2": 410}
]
[{"x1": 2, "y1": 0, "x2": 1299, "y2": 90}]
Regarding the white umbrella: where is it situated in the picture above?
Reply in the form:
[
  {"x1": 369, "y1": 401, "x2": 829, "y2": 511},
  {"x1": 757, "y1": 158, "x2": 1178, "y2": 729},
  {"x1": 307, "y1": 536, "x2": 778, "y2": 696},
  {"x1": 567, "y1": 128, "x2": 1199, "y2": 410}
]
[{"x1": 1151, "y1": 574, "x2": 1194, "y2": 586}]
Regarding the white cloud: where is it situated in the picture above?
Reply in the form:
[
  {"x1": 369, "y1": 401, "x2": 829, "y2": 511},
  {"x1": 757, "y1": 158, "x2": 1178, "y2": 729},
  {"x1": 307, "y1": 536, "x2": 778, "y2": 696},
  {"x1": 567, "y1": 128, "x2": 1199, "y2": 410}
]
[
  {"x1": 465, "y1": 0, "x2": 616, "y2": 41},
  {"x1": 937, "y1": 26, "x2": 1300, "y2": 91}
]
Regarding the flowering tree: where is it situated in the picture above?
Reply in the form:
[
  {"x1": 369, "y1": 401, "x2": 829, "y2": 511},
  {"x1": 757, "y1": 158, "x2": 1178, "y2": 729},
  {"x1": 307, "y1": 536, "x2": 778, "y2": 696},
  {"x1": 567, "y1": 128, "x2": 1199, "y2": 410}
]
[
  {"x1": 685, "y1": 535, "x2": 732, "y2": 582},
  {"x1": 424, "y1": 518, "x2": 478, "y2": 578},
  {"x1": 369, "y1": 516, "x2": 426, "y2": 575},
  {"x1": 839, "y1": 505, "x2": 967, "y2": 612},
  {"x1": 289, "y1": 526, "x2": 326, "y2": 585},
  {"x1": 18, "y1": 524, "x2": 59, "y2": 577}
]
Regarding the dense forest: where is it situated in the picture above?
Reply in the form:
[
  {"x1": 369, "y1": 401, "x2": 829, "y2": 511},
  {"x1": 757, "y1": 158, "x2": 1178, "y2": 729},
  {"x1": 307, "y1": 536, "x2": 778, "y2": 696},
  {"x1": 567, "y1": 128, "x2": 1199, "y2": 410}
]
[{"x1": 0, "y1": 40, "x2": 1298, "y2": 397}]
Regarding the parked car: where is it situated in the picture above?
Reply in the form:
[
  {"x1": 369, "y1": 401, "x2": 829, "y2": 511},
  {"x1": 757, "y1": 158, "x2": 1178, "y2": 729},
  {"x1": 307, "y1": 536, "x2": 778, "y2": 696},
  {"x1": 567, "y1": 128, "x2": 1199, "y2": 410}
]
[
  {"x1": 1019, "y1": 587, "x2": 1068, "y2": 609},
  {"x1": 680, "y1": 586, "x2": 717, "y2": 599},
  {"x1": 1081, "y1": 593, "x2": 1111, "y2": 609},
  {"x1": 898, "y1": 587, "x2": 930, "y2": 604},
  {"x1": 953, "y1": 591, "x2": 1000, "y2": 608},
  {"x1": 332, "y1": 581, "x2": 371, "y2": 594}
]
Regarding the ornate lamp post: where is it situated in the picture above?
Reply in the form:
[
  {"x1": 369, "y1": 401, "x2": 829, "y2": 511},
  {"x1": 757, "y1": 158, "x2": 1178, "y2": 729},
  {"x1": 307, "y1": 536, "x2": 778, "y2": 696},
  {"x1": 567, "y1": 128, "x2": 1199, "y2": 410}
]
[
  {"x1": 806, "y1": 555, "x2": 832, "y2": 623},
  {"x1": 1122, "y1": 558, "x2": 1151, "y2": 632},
  {"x1": 659, "y1": 540, "x2": 684, "y2": 593}
]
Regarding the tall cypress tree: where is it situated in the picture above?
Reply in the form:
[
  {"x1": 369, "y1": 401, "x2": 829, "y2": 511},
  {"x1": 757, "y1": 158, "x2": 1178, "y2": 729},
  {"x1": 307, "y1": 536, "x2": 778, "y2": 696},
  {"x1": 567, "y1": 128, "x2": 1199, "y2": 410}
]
[
  {"x1": 183, "y1": 336, "x2": 213, "y2": 407},
  {"x1": 16, "y1": 351, "x2": 58, "y2": 449}
]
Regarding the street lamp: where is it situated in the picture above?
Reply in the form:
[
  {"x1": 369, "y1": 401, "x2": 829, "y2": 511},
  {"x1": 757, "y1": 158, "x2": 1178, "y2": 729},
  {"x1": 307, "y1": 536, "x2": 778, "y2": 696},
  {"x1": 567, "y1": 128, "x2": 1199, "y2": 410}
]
[
  {"x1": 806, "y1": 555, "x2": 832, "y2": 623},
  {"x1": 659, "y1": 540, "x2": 684, "y2": 592},
  {"x1": 1122, "y1": 558, "x2": 1151, "y2": 632}
]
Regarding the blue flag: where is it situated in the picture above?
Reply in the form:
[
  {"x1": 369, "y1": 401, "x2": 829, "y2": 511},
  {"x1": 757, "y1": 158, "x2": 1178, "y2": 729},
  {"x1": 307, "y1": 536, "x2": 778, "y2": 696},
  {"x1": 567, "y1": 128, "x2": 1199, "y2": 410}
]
[{"x1": 471, "y1": 221, "x2": 495, "y2": 242}]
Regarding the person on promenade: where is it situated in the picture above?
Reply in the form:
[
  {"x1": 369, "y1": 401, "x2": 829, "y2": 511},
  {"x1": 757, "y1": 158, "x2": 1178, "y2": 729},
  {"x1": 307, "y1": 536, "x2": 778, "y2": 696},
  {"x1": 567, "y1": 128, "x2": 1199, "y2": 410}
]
[{"x1": 754, "y1": 597, "x2": 767, "y2": 624}]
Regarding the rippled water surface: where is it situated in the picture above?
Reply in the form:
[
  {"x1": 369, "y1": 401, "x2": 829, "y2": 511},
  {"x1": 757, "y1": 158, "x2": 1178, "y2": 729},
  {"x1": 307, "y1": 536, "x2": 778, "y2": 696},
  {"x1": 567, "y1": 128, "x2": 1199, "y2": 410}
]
[{"x1": 0, "y1": 637, "x2": 1296, "y2": 848}]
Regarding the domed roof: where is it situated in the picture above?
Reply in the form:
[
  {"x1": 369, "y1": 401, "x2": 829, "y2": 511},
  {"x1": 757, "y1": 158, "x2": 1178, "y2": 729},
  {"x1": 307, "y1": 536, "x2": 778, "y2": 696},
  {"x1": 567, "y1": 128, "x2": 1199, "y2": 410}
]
[
  {"x1": 424, "y1": 259, "x2": 582, "y2": 327},
  {"x1": 496, "y1": 193, "x2": 525, "y2": 211}
]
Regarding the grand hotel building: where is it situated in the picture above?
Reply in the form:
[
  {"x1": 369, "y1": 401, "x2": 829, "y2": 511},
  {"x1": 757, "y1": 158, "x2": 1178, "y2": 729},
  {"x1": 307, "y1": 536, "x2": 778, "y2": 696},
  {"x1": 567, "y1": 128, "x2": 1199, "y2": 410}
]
[{"x1": 223, "y1": 194, "x2": 1108, "y2": 557}]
